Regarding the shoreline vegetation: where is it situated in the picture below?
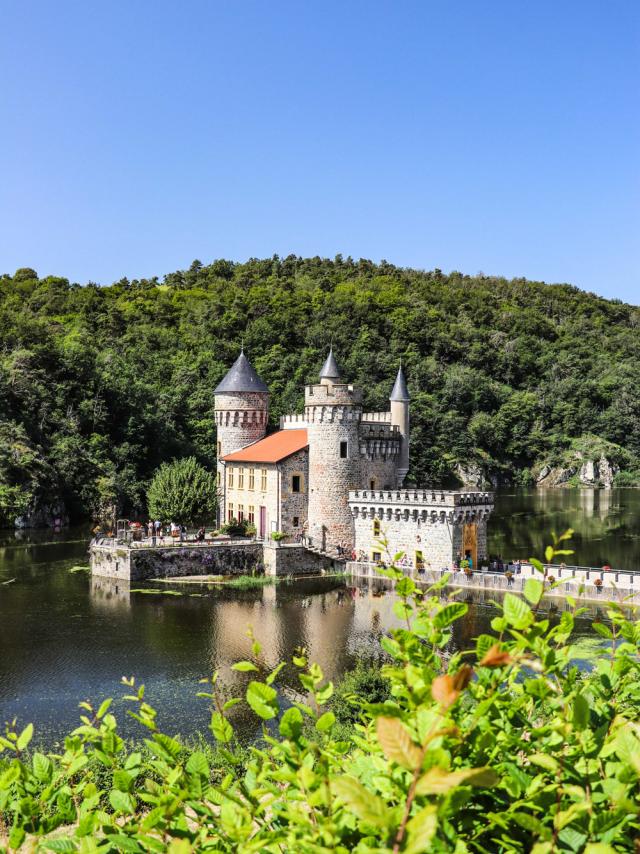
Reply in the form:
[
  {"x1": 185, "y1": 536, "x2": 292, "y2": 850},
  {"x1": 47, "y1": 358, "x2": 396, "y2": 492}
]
[
  {"x1": 2, "y1": 259, "x2": 639, "y2": 529},
  {"x1": 2, "y1": 536, "x2": 639, "y2": 850}
]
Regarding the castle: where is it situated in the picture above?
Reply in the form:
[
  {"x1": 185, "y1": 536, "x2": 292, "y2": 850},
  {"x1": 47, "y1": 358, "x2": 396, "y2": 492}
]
[{"x1": 214, "y1": 349, "x2": 494, "y2": 570}]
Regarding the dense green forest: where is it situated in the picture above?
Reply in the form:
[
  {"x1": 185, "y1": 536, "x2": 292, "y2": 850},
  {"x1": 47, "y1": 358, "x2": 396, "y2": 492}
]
[{"x1": 1, "y1": 257, "x2": 638, "y2": 526}]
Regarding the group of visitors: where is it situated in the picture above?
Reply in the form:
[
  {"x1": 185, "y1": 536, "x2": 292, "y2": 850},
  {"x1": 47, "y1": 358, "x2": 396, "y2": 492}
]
[{"x1": 144, "y1": 521, "x2": 206, "y2": 545}]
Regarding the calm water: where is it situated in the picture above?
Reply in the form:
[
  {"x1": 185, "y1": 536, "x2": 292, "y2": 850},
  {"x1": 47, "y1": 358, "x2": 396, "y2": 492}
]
[{"x1": 0, "y1": 488, "x2": 638, "y2": 744}]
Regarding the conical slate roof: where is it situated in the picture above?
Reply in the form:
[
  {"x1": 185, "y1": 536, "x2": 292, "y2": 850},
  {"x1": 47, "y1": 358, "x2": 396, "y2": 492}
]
[
  {"x1": 389, "y1": 364, "x2": 410, "y2": 401},
  {"x1": 319, "y1": 347, "x2": 341, "y2": 381},
  {"x1": 214, "y1": 350, "x2": 269, "y2": 394}
]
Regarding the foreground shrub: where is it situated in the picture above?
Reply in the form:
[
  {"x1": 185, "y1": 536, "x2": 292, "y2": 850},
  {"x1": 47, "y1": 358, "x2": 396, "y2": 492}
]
[{"x1": 1, "y1": 534, "x2": 639, "y2": 851}]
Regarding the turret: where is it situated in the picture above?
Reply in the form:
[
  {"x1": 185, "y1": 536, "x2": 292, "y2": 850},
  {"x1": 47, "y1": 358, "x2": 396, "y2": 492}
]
[
  {"x1": 214, "y1": 350, "x2": 269, "y2": 509},
  {"x1": 305, "y1": 350, "x2": 362, "y2": 552},
  {"x1": 389, "y1": 364, "x2": 410, "y2": 485}
]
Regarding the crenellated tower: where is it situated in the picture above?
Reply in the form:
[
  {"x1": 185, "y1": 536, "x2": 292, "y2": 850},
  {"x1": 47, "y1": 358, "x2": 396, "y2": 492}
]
[
  {"x1": 389, "y1": 364, "x2": 410, "y2": 486},
  {"x1": 214, "y1": 350, "x2": 269, "y2": 499},
  {"x1": 305, "y1": 349, "x2": 362, "y2": 551}
]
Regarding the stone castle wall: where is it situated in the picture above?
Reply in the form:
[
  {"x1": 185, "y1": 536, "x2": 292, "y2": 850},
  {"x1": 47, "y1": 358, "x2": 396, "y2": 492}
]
[{"x1": 307, "y1": 401, "x2": 362, "y2": 552}]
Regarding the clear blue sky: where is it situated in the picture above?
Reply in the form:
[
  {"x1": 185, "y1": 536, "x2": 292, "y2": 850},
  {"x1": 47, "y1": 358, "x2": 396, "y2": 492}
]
[{"x1": 1, "y1": 1, "x2": 638, "y2": 302}]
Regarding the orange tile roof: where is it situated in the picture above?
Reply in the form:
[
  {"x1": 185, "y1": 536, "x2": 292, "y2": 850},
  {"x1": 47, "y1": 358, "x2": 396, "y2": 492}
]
[{"x1": 222, "y1": 429, "x2": 308, "y2": 463}]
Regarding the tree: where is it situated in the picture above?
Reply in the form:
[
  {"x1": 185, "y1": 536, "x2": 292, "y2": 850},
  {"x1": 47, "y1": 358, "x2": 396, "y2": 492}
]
[{"x1": 146, "y1": 457, "x2": 216, "y2": 524}]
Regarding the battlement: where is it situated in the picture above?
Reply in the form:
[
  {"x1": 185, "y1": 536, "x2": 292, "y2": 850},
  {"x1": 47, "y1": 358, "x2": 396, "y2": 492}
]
[
  {"x1": 280, "y1": 413, "x2": 309, "y2": 429},
  {"x1": 361, "y1": 412, "x2": 392, "y2": 424},
  {"x1": 304, "y1": 382, "x2": 363, "y2": 407},
  {"x1": 349, "y1": 488, "x2": 494, "y2": 509}
]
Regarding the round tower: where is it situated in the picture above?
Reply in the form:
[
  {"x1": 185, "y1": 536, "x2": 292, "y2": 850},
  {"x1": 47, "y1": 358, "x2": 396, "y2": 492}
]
[
  {"x1": 306, "y1": 349, "x2": 362, "y2": 553},
  {"x1": 214, "y1": 350, "x2": 269, "y2": 498},
  {"x1": 389, "y1": 364, "x2": 410, "y2": 486}
]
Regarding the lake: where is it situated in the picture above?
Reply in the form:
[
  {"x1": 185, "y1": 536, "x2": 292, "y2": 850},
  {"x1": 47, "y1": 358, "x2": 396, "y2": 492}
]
[{"x1": 0, "y1": 488, "x2": 638, "y2": 744}]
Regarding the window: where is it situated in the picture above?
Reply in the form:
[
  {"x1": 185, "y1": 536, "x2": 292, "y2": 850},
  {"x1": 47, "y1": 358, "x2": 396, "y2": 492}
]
[
  {"x1": 373, "y1": 518, "x2": 381, "y2": 538},
  {"x1": 238, "y1": 505, "x2": 244, "y2": 522},
  {"x1": 372, "y1": 551, "x2": 382, "y2": 563},
  {"x1": 228, "y1": 503, "x2": 234, "y2": 522},
  {"x1": 238, "y1": 468, "x2": 244, "y2": 489},
  {"x1": 261, "y1": 469, "x2": 267, "y2": 491},
  {"x1": 217, "y1": 441, "x2": 221, "y2": 455},
  {"x1": 293, "y1": 516, "x2": 299, "y2": 527},
  {"x1": 292, "y1": 475, "x2": 301, "y2": 493},
  {"x1": 416, "y1": 550, "x2": 424, "y2": 571},
  {"x1": 228, "y1": 469, "x2": 234, "y2": 488},
  {"x1": 340, "y1": 441, "x2": 348, "y2": 459},
  {"x1": 370, "y1": 479, "x2": 376, "y2": 491},
  {"x1": 249, "y1": 468, "x2": 255, "y2": 490},
  {"x1": 248, "y1": 506, "x2": 255, "y2": 524}
]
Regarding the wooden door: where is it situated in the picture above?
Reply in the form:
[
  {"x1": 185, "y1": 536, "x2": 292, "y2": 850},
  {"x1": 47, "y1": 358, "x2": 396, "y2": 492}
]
[
  {"x1": 463, "y1": 523, "x2": 478, "y2": 569},
  {"x1": 259, "y1": 506, "x2": 266, "y2": 540}
]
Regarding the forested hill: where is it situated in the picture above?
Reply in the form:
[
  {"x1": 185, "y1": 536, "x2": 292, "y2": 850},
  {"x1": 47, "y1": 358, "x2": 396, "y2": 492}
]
[{"x1": 1, "y1": 258, "x2": 639, "y2": 526}]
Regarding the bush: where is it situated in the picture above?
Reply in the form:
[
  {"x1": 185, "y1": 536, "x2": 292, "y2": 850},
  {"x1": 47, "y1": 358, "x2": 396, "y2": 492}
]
[
  {"x1": 146, "y1": 457, "x2": 216, "y2": 524},
  {"x1": 220, "y1": 517, "x2": 251, "y2": 536},
  {"x1": 1, "y1": 532, "x2": 639, "y2": 851}
]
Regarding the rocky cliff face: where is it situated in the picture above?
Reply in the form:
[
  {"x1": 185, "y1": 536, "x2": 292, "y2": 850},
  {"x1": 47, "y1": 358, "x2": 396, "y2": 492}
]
[{"x1": 536, "y1": 453, "x2": 619, "y2": 489}]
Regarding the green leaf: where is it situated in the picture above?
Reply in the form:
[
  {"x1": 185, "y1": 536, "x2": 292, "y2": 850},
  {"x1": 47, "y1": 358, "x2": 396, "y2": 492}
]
[
  {"x1": 524, "y1": 578, "x2": 544, "y2": 605},
  {"x1": 503, "y1": 593, "x2": 532, "y2": 629},
  {"x1": 266, "y1": 662, "x2": 286, "y2": 685},
  {"x1": 583, "y1": 845, "x2": 617, "y2": 854},
  {"x1": 376, "y1": 716, "x2": 421, "y2": 770},
  {"x1": 475, "y1": 634, "x2": 495, "y2": 660},
  {"x1": 231, "y1": 661, "x2": 259, "y2": 673},
  {"x1": 246, "y1": 681, "x2": 279, "y2": 720},
  {"x1": 112, "y1": 769, "x2": 133, "y2": 792},
  {"x1": 434, "y1": 602, "x2": 468, "y2": 629},
  {"x1": 315, "y1": 711, "x2": 336, "y2": 732},
  {"x1": 279, "y1": 706, "x2": 304, "y2": 739},
  {"x1": 96, "y1": 698, "x2": 112, "y2": 719},
  {"x1": 572, "y1": 693, "x2": 590, "y2": 730},
  {"x1": 109, "y1": 789, "x2": 136, "y2": 813},
  {"x1": 16, "y1": 723, "x2": 33, "y2": 751},
  {"x1": 545, "y1": 546, "x2": 554, "y2": 562},
  {"x1": 186, "y1": 750, "x2": 210, "y2": 777},
  {"x1": 8, "y1": 826, "x2": 26, "y2": 850},
  {"x1": 210, "y1": 712, "x2": 233, "y2": 743},
  {"x1": 416, "y1": 766, "x2": 499, "y2": 795},
  {"x1": 591, "y1": 622, "x2": 613, "y2": 639},
  {"x1": 41, "y1": 839, "x2": 78, "y2": 853},
  {"x1": 332, "y1": 775, "x2": 391, "y2": 828},
  {"x1": 404, "y1": 804, "x2": 438, "y2": 854},
  {"x1": 32, "y1": 752, "x2": 52, "y2": 782}
]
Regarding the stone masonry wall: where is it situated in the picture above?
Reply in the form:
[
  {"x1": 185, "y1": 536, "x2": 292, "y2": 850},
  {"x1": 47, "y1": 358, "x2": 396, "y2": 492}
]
[
  {"x1": 278, "y1": 449, "x2": 309, "y2": 537},
  {"x1": 353, "y1": 513, "x2": 489, "y2": 570},
  {"x1": 91, "y1": 542, "x2": 263, "y2": 581},
  {"x1": 262, "y1": 543, "x2": 334, "y2": 576}
]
